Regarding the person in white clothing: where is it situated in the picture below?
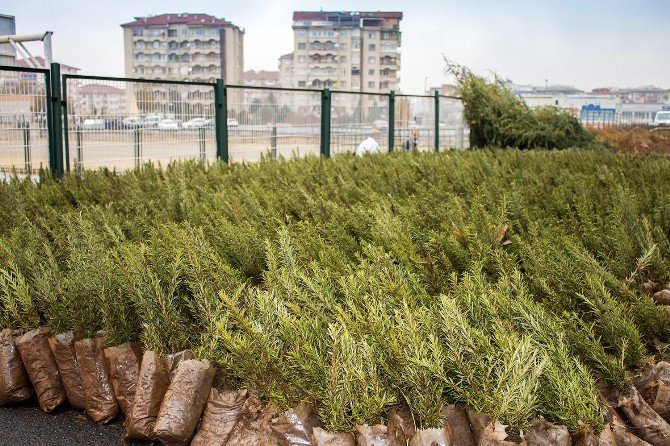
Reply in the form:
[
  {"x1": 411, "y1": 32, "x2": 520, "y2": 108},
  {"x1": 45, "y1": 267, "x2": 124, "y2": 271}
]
[{"x1": 356, "y1": 129, "x2": 381, "y2": 157}]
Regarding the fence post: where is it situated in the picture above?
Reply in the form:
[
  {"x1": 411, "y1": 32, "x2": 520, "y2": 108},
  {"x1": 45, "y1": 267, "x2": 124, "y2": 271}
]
[
  {"x1": 22, "y1": 120, "x2": 31, "y2": 173},
  {"x1": 214, "y1": 79, "x2": 229, "y2": 163},
  {"x1": 49, "y1": 62, "x2": 64, "y2": 177},
  {"x1": 434, "y1": 91, "x2": 440, "y2": 152},
  {"x1": 388, "y1": 91, "x2": 395, "y2": 152},
  {"x1": 62, "y1": 75, "x2": 70, "y2": 173},
  {"x1": 271, "y1": 125, "x2": 277, "y2": 160},
  {"x1": 75, "y1": 124, "x2": 83, "y2": 172},
  {"x1": 320, "y1": 88, "x2": 331, "y2": 158},
  {"x1": 134, "y1": 128, "x2": 141, "y2": 169},
  {"x1": 199, "y1": 126, "x2": 206, "y2": 162}
]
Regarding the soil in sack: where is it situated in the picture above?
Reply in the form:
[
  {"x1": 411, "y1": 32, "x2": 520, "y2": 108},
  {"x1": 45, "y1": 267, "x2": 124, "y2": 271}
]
[
  {"x1": 123, "y1": 351, "x2": 170, "y2": 442},
  {"x1": 153, "y1": 359, "x2": 215, "y2": 446},
  {"x1": 48, "y1": 331, "x2": 86, "y2": 410},
  {"x1": 0, "y1": 329, "x2": 32, "y2": 404},
  {"x1": 355, "y1": 424, "x2": 391, "y2": 446},
  {"x1": 271, "y1": 400, "x2": 322, "y2": 446},
  {"x1": 640, "y1": 380, "x2": 670, "y2": 423},
  {"x1": 444, "y1": 405, "x2": 475, "y2": 446},
  {"x1": 618, "y1": 387, "x2": 670, "y2": 446},
  {"x1": 15, "y1": 327, "x2": 66, "y2": 412},
  {"x1": 606, "y1": 405, "x2": 652, "y2": 446},
  {"x1": 190, "y1": 388, "x2": 248, "y2": 446},
  {"x1": 575, "y1": 425, "x2": 617, "y2": 446},
  {"x1": 225, "y1": 393, "x2": 281, "y2": 446},
  {"x1": 410, "y1": 428, "x2": 452, "y2": 446},
  {"x1": 74, "y1": 337, "x2": 118, "y2": 424},
  {"x1": 524, "y1": 419, "x2": 571, "y2": 446},
  {"x1": 104, "y1": 342, "x2": 141, "y2": 417},
  {"x1": 312, "y1": 428, "x2": 356, "y2": 446},
  {"x1": 388, "y1": 409, "x2": 416, "y2": 446},
  {"x1": 164, "y1": 350, "x2": 195, "y2": 381}
]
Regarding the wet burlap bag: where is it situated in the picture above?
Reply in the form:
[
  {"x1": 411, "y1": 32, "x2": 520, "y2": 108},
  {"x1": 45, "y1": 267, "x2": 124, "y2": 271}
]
[
  {"x1": 48, "y1": 331, "x2": 86, "y2": 409},
  {"x1": 312, "y1": 427, "x2": 356, "y2": 446},
  {"x1": 225, "y1": 393, "x2": 281, "y2": 446},
  {"x1": 388, "y1": 409, "x2": 416, "y2": 446},
  {"x1": 104, "y1": 342, "x2": 141, "y2": 417},
  {"x1": 466, "y1": 410, "x2": 517, "y2": 446},
  {"x1": 618, "y1": 386, "x2": 670, "y2": 446},
  {"x1": 444, "y1": 405, "x2": 475, "y2": 446},
  {"x1": 271, "y1": 400, "x2": 322, "y2": 446},
  {"x1": 122, "y1": 350, "x2": 170, "y2": 442},
  {"x1": 574, "y1": 425, "x2": 617, "y2": 446},
  {"x1": 607, "y1": 405, "x2": 652, "y2": 446},
  {"x1": 641, "y1": 380, "x2": 670, "y2": 423},
  {"x1": 410, "y1": 428, "x2": 452, "y2": 446},
  {"x1": 164, "y1": 350, "x2": 195, "y2": 381},
  {"x1": 0, "y1": 329, "x2": 32, "y2": 404},
  {"x1": 523, "y1": 419, "x2": 571, "y2": 446},
  {"x1": 74, "y1": 337, "x2": 118, "y2": 423},
  {"x1": 355, "y1": 424, "x2": 391, "y2": 446},
  {"x1": 153, "y1": 359, "x2": 216, "y2": 446},
  {"x1": 15, "y1": 327, "x2": 66, "y2": 412},
  {"x1": 190, "y1": 388, "x2": 248, "y2": 446}
]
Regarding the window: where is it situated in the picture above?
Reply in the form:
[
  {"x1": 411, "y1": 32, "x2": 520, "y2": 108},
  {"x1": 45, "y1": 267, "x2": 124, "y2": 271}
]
[
  {"x1": 132, "y1": 28, "x2": 145, "y2": 37},
  {"x1": 298, "y1": 81, "x2": 306, "y2": 87},
  {"x1": 168, "y1": 29, "x2": 177, "y2": 37},
  {"x1": 297, "y1": 55, "x2": 306, "y2": 63},
  {"x1": 340, "y1": 31, "x2": 347, "y2": 37},
  {"x1": 181, "y1": 29, "x2": 188, "y2": 36},
  {"x1": 340, "y1": 81, "x2": 347, "y2": 87},
  {"x1": 352, "y1": 55, "x2": 360, "y2": 63},
  {"x1": 368, "y1": 56, "x2": 376, "y2": 64},
  {"x1": 340, "y1": 69, "x2": 346, "y2": 75},
  {"x1": 368, "y1": 81, "x2": 375, "y2": 89},
  {"x1": 353, "y1": 42, "x2": 360, "y2": 50},
  {"x1": 340, "y1": 56, "x2": 347, "y2": 63},
  {"x1": 298, "y1": 43, "x2": 306, "y2": 50},
  {"x1": 369, "y1": 69, "x2": 375, "y2": 75},
  {"x1": 368, "y1": 32, "x2": 377, "y2": 39},
  {"x1": 368, "y1": 44, "x2": 376, "y2": 51},
  {"x1": 340, "y1": 43, "x2": 347, "y2": 50},
  {"x1": 297, "y1": 30, "x2": 307, "y2": 36},
  {"x1": 352, "y1": 68, "x2": 360, "y2": 76},
  {"x1": 153, "y1": 41, "x2": 161, "y2": 49}
]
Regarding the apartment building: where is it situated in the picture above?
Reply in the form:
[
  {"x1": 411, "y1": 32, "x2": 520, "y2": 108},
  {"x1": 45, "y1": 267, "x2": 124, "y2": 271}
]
[
  {"x1": 121, "y1": 13, "x2": 244, "y2": 84},
  {"x1": 289, "y1": 11, "x2": 402, "y2": 92}
]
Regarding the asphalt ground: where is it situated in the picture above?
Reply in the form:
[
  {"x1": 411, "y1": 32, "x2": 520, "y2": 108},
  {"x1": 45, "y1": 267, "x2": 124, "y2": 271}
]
[{"x1": 0, "y1": 399, "x2": 157, "y2": 446}]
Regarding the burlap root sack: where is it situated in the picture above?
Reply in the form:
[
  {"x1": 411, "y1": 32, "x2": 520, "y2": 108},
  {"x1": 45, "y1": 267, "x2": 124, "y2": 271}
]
[
  {"x1": 224, "y1": 393, "x2": 280, "y2": 446},
  {"x1": 0, "y1": 329, "x2": 32, "y2": 404},
  {"x1": 640, "y1": 380, "x2": 670, "y2": 423},
  {"x1": 524, "y1": 419, "x2": 571, "y2": 446},
  {"x1": 74, "y1": 337, "x2": 118, "y2": 424},
  {"x1": 410, "y1": 428, "x2": 452, "y2": 446},
  {"x1": 653, "y1": 363, "x2": 670, "y2": 386},
  {"x1": 271, "y1": 400, "x2": 322, "y2": 446},
  {"x1": 191, "y1": 388, "x2": 248, "y2": 446},
  {"x1": 15, "y1": 327, "x2": 66, "y2": 412},
  {"x1": 312, "y1": 427, "x2": 356, "y2": 446},
  {"x1": 388, "y1": 409, "x2": 416, "y2": 446},
  {"x1": 153, "y1": 359, "x2": 216, "y2": 446},
  {"x1": 123, "y1": 351, "x2": 170, "y2": 442},
  {"x1": 466, "y1": 410, "x2": 516, "y2": 446},
  {"x1": 574, "y1": 425, "x2": 617, "y2": 446},
  {"x1": 164, "y1": 350, "x2": 195, "y2": 381},
  {"x1": 618, "y1": 386, "x2": 670, "y2": 446},
  {"x1": 48, "y1": 331, "x2": 86, "y2": 409},
  {"x1": 356, "y1": 424, "x2": 391, "y2": 446},
  {"x1": 104, "y1": 342, "x2": 141, "y2": 417},
  {"x1": 444, "y1": 405, "x2": 475, "y2": 446},
  {"x1": 607, "y1": 405, "x2": 652, "y2": 446}
]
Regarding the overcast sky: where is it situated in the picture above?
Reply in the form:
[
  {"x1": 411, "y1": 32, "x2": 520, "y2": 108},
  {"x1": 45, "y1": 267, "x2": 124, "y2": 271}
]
[{"x1": 3, "y1": 0, "x2": 669, "y2": 93}]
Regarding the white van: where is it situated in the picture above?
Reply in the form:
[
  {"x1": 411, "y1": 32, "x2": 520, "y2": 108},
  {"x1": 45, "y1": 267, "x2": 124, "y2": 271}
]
[{"x1": 653, "y1": 111, "x2": 670, "y2": 126}]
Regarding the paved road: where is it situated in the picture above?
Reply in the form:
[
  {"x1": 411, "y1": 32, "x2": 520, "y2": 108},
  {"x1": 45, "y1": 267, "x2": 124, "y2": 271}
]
[{"x1": 0, "y1": 400, "x2": 156, "y2": 446}]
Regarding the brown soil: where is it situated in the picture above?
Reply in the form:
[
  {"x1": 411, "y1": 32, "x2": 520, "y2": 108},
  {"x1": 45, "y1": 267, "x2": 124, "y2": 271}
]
[{"x1": 592, "y1": 127, "x2": 670, "y2": 155}]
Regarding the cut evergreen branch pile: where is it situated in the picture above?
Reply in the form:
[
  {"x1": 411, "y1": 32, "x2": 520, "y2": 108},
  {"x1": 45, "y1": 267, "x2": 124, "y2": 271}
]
[
  {"x1": 1, "y1": 150, "x2": 670, "y2": 436},
  {"x1": 445, "y1": 59, "x2": 597, "y2": 150}
]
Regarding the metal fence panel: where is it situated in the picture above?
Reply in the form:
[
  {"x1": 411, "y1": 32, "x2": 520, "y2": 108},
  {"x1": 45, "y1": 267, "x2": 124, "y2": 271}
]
[
  {"x1": 438, "y1": 96, "x2": 470, "y2": 150},
  {"x1": 63, "y1": 76, "x2": 216, "y2": 171},
  {"x1": 226, "y1": 86, "x2": 321, "y2": 162},
  {"x1": 394, "y1": 95, "x2": 436, "y2": 152},
  {"x1": 330, "y1": 92, "x2": 390, "y2": 154},
  {"x1": 0, "y1": 67, "x2": 50, "y2": 174}
]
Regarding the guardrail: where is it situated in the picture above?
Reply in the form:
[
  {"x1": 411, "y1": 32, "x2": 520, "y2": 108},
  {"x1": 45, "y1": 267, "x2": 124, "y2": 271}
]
[{"x1": 0, "y1": 63, "x2": 469, "y2": 176}]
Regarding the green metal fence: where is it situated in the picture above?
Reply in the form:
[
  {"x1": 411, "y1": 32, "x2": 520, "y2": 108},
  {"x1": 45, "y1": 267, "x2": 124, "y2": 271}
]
[{"x1": 0, "y1": 63, "x2": 468, "y2": 177}]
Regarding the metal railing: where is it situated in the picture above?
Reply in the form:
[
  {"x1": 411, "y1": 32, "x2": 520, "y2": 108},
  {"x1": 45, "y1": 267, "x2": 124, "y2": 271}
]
[{"x1": 0, "y1": 63, "x2": 470, "y2": 177}]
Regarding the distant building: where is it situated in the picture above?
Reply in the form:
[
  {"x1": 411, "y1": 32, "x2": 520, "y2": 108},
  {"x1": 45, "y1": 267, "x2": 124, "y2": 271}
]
[
  {"x1": 17, "y1": 57, "x2": 80, "y2": 74},
  {"x1": 288, "y1": 11, "x2": 402, "y2": 92},
  {"x1": 74, "y1": 84, "x2": 127, "y2": 116},
  {"x1": 243, "y1": 69, "x2": 279, "y2": 87},
  {"x1": 0, "y1": 14, "x2": 16, "y2": 66},
  {"x1": 278, "y1": 53, "x2": 294, "y2": 88},
  {"x1": 121, "y1": 13, "x2": 244, "y2": 84}
]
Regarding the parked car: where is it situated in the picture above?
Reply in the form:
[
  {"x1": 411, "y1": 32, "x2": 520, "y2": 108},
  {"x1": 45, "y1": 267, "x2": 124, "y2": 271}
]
[
  {"x1": 227, "y1": 118, "x2": 239, "y2": 127},
  {"x1": 122, "y1": 117, "x2": 143, "y2": 129},
  {"x1": 653, "y1": 111, "x2": 670, "y2": 126},
  {"x1": 373, "y1": 119, "x2": 388, "y2": 131},
  {"x1": 182, "y1": 118, "x2": 209, "y2": 129},
  {"x1": 105, "y1": 118, "x2": 124, "y2": 130},
  {"x1": 143, "y1": 115, "x2": 161, "y2": 128},
  {"x1": 81, "y1": 118, "x2": 105, "y2": 131},
  {"x1": 157, "y1": 119, "x2": 180, "y2": 130}
]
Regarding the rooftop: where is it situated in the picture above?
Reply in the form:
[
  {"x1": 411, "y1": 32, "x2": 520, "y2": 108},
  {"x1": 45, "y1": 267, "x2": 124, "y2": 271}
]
[
  {"x1": 78, "y1": 84, "x2": 125, "y2": 94},
  {"x1": 121, "y1": 13, "x2": 238, "y2": 29},
  {"x1": 292, "y1": 11, "x2": 403, "y2": 23},
  {"x1": 17, "y1": 57, "x2": 80, "y2": 72},
  {"x1": 243, "y1": 70, "x2": 279, "y2": 81}
]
